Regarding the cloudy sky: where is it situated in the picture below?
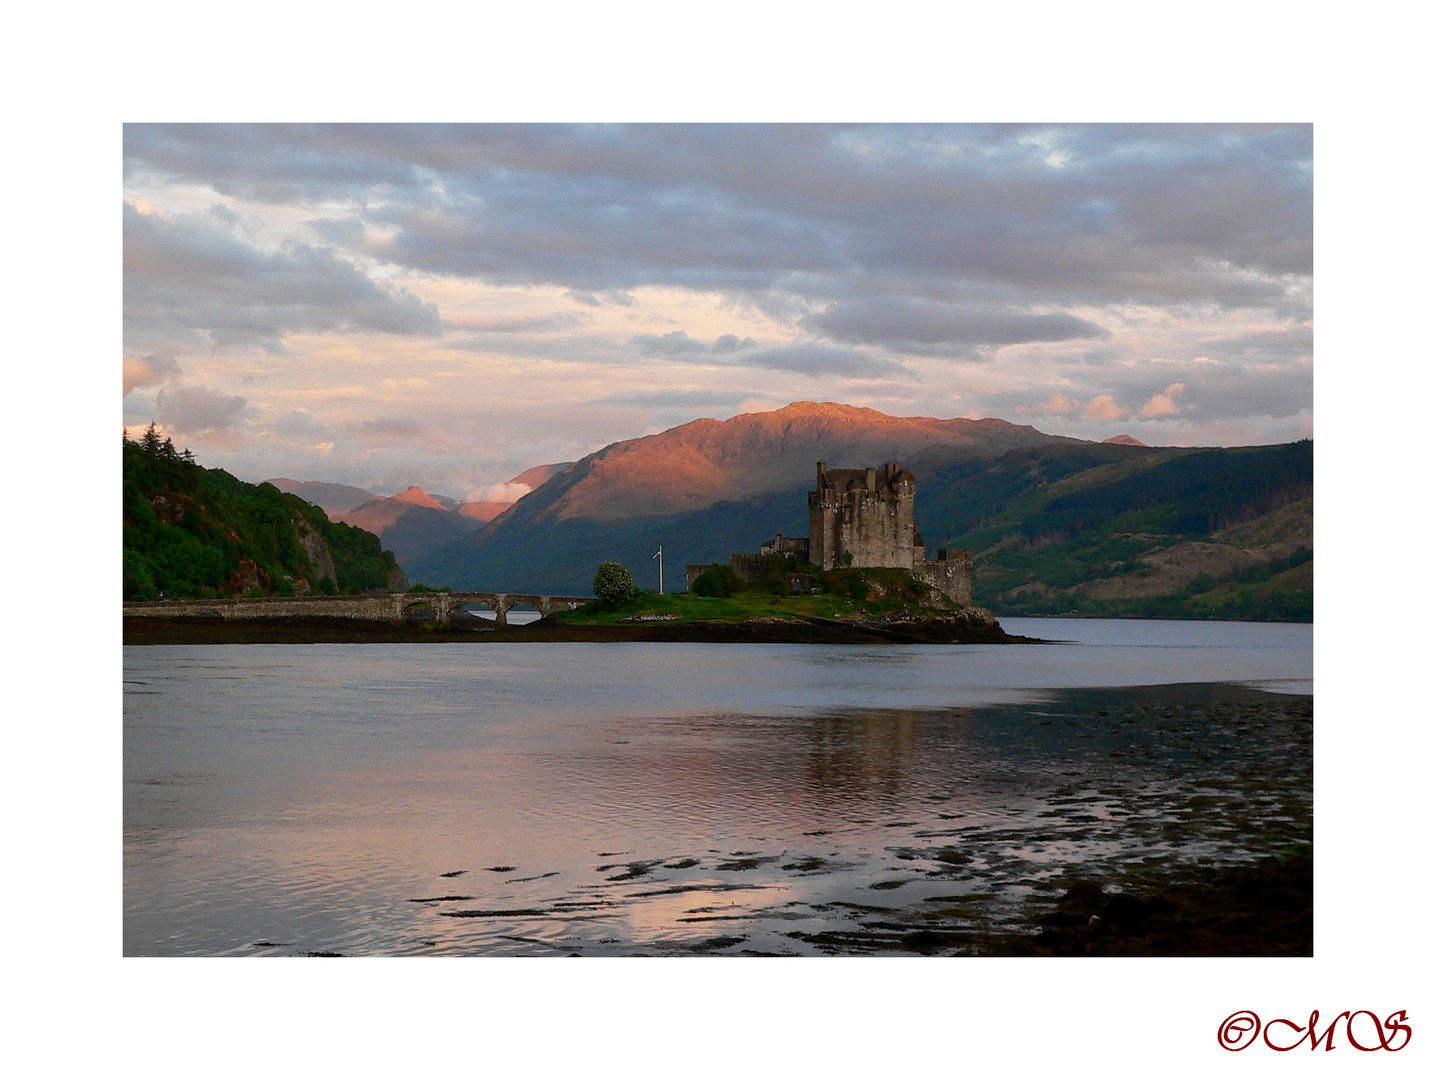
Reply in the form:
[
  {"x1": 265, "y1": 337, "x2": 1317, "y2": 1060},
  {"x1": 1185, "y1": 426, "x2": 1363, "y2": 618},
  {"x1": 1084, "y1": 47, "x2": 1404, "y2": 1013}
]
[{"x1": 122, "y1": 124, "x2": 1312, "y2": 500}]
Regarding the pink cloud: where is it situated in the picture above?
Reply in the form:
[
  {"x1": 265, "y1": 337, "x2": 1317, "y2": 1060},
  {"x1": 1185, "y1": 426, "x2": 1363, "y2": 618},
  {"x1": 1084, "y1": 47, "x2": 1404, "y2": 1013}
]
[
  {"x1": 1035, "y1": 393, "x2": 1074, "y2": 416},
  {"x1": 123, "y1": 354, "x2": 178, "y2": 396},
  {"x1": 1082, "y1": 394, "x2": 1124, "y2": 421},
  {"x1": 1139, "y1": 382, "x2": 1187, "y2": 419}
]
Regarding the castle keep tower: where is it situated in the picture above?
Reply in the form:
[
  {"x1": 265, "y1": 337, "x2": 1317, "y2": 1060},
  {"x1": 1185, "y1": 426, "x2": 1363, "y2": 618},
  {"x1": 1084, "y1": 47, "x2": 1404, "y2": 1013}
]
[
  {"x1": 808, "y1": 461, "x2": 917, "y2": 570},
  {"x1": 686, "y1": 459, "x2": 974, "y2": 607}
]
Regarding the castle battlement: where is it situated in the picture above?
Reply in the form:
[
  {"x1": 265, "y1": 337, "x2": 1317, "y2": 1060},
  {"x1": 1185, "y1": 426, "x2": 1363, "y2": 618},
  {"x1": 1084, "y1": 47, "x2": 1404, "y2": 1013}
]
[{"x1": 685, "y1": 461, "x2": 974, "y2": 606}]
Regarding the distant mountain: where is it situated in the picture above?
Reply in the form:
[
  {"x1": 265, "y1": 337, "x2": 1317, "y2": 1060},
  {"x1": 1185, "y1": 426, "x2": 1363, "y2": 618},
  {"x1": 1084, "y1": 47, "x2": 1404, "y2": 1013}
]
[
  {"x1": 508, "y1": 462, "x2": 574, "y2": 490},
  {"x1": 494, "y1": 401, "x2": 1076, "y2": 525},
  {"x1": 328, "y1": 465, "x2": 578, "y2": 571},
  {"x1": 411, "y1": 403, "x2": 1312, "y2": 620},
  {"x1": 455, "y1": 464, "x2": 573, "y2": 525},
  {"x1": 266, "y1": 478, "x2": 378, "y2": 518},
  {"x1": 337, "y1": 490, "x2": 483, "y2": 567},
  {"x1": 457, "y1": 501, "x2": 513, "y2": 525},
  {"x1": 390, "y1": 485, "x2": 453, "y2": 510},
  {"x1": 1102, "y1": 434, "x2": 1147, "y2": 446},
  {"x1": 411, "y1": 401, "x2": 1079, "y2": 593}
]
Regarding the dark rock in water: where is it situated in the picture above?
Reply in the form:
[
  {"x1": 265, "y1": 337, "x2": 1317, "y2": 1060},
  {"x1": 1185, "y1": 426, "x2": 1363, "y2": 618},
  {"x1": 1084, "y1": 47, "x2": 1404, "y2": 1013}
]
[
  {"x1": 483, "y1": 865, "x2": 517, "y2": 873},
  {"x1": 780, "y1": 856, "x2": 827, "y2": 872},
  {"x1": 716, "y1": 855, "x2": 779, "y2": 871},
  {"x1": 688, "y1": 934, "x2": 747, "y2": 952},
  {"x1": 1055, "y1": 880, "x2": 1106, "y2": 915},
  {"x1": 900, "y1": 929, "x2": 973, "y2": 953},
  {"x1": 438, "y1": 870, "x2": 467, "y2": 878},
  {"x1": 665, "y1": 858, "x2": 700, "y2": 869}
]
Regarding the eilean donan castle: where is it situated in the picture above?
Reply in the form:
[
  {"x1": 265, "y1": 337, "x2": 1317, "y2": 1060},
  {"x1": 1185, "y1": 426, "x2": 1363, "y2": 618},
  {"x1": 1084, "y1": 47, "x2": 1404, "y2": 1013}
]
[{"x1": 687, "y1": 461, "x2": 973, "y2": 605}]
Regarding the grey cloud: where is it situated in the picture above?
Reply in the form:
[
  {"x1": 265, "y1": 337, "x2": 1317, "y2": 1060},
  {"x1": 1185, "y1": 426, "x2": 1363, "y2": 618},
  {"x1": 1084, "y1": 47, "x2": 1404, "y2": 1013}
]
[
  {"x1": 350, "y1": 417, "x2": 427, "y2": 437},
  {"x1": 1196, "y1": 324, "x2": 1314, "y2": 361},
  {"x1": 124, "y1": 201, "x2": 442, "y2": 353},
  {"x1": 629, "y1": 330, "x2": 758, "y2": 360},
  {"x1": 631, "y1": 330, "x2": 710, "y2": 358},
  {"x1": 976, "y1": 362, "x2": 1312, "y2": 431},
  {"x1": 156, "y1": 384, "x2": 247, "y2": 434},
  {"x1": 601, "y1": 388, "x2": 753, "y2": 409},
  {"x1": 1173, "y1": 367, "x2": 1314, "y2": 423},
  {"x1": 712, "y1": 334, "x2": 756, "y2": 353},
  {"x1": 1059, "y1": 349, "x2": 1116, "y2": 367},
  {"x1": 263, "y1": 410, "x2": 332, "y2": 440},
  {"x1": 746, "y1": 343, "x2": 905, "y2": 378},
  {"x1": 808, "y1": 298, "x2": 1109, "y2": 354},
  {"x1": 126, "y1": 125, "x2": 1311, "y2": 314}
]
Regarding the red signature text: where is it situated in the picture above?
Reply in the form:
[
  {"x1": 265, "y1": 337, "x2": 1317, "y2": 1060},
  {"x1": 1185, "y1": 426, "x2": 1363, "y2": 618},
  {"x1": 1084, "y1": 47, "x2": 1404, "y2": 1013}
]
[{"x1": 1218, "y1": 1010, "x2": 1411, "y2": 1052}]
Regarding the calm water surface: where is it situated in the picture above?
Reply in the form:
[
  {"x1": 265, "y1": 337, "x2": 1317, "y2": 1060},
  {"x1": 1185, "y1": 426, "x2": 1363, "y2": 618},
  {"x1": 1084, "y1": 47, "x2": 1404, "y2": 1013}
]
[{"x1": 123, "y1": 618, "x2": 1312, "y2": 955}]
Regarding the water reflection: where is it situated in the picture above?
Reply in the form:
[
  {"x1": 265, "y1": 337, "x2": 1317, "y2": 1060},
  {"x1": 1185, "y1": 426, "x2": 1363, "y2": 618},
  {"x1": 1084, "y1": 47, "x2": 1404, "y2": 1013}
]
[
  {"x1": 124, "y1": 628, "x2": 1312, "y2": 955},
  {"x1": 805, "y1": 713, "x2": 917, "y2": 803}
]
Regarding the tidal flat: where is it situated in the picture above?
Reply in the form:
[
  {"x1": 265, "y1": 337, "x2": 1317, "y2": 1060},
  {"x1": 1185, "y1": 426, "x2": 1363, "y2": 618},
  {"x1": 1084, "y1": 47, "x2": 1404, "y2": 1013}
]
[
  {"x1": 392, "y1": 687, "x2": 1312, "y2": 956},
  {"x1": 124, "y1": 621, "x2": 1312, "y2": 956}
]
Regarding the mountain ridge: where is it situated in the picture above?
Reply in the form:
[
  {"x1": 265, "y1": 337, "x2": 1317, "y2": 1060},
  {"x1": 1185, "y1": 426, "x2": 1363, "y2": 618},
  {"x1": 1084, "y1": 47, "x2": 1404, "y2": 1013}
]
[
  {"x1": 521, "y1": 401, "x2": 1080, "y2": 524},
  {"x1": 410, "y1": 403, "x2": 1311, "y2": 620}
]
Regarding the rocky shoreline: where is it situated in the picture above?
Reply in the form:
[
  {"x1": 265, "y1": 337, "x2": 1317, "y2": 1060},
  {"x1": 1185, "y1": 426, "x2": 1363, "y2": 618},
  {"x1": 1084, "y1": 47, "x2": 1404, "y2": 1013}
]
[{"x1": 124, "y1": 612, "x2": 1035, "y2": 645}]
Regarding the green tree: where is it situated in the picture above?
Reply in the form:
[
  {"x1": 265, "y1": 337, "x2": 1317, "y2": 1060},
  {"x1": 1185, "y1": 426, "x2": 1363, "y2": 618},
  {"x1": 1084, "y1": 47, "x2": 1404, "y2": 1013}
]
[
  {"x1": 593, "y1": 561, "x2": 637, "y2": 604},
  {"x1": 692, "y1": 564, "x2": 741, "y2": 597}
]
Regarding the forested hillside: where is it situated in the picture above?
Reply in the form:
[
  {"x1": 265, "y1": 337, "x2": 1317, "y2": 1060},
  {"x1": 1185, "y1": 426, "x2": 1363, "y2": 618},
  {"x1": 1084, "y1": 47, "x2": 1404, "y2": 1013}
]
[
  {"x1": 123, "y1": 426, "x2": 405, "y2": 601},
  {"x1": 912, "y1": 440, "x2": 1312, "y2": 620}
]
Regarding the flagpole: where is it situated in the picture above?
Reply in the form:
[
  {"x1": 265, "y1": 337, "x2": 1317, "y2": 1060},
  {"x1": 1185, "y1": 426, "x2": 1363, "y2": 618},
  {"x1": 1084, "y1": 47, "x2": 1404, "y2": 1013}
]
[{"x1": 653, "y1": 545, "x2": 663, "y2": 594}]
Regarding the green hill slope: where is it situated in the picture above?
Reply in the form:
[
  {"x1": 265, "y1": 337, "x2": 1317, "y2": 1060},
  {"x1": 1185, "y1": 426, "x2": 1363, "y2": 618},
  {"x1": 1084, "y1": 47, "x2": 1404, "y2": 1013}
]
[
  {"x1": 913, "y1": 440, "x2": 1312, "y2": 621},
  {"x1": 123, "y1": 427, "x2": 406, "y2": 601}
]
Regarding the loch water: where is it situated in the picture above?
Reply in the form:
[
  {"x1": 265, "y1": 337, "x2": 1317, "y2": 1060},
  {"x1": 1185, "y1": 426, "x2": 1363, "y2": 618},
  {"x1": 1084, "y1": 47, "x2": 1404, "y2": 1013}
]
[{"x1": 123, "y1": 618, "x2": 1312, "y2": 956}]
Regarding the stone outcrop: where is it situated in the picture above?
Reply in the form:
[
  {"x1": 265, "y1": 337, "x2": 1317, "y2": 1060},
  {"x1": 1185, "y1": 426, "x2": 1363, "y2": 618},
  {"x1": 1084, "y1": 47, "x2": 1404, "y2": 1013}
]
[{"x1": 296, "y1": 517, "x2": 338, "y2": 584}]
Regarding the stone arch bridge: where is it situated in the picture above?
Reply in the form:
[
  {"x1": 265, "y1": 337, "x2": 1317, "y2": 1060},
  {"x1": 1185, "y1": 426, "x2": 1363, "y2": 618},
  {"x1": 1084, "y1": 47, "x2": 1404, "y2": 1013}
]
[{"x1": 123, "y1": 591, "x2": 593, "y2": 627}]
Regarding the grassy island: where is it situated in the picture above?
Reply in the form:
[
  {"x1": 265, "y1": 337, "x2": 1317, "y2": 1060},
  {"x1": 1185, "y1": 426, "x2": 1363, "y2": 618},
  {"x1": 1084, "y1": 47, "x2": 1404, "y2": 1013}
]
[
  {"x1": 527, "y1": 564, "x2": 1023, "y2": 644},
  {"x1": 556, "y1": 566, "x2": 961, "y2": 626}
]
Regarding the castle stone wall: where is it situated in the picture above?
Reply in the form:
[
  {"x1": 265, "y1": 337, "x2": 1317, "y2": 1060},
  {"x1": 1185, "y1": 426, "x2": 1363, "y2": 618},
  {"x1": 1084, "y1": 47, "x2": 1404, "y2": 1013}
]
[
  {"x1": 807, "y1": 461, "x2": 916, "y2": 571},
  {"x1": 703, "y1": 462, "x2": 976, "y2": 607},
  {"x1": 919, "y1": 549, "x2": 974, "y2": 607}
]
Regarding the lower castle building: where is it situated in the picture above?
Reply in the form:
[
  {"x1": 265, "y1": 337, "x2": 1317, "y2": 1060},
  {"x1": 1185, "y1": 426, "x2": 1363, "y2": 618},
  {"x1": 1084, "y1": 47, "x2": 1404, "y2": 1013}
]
[{"x1": 686, "y1": 461, "x2": 973, "y2": 606}]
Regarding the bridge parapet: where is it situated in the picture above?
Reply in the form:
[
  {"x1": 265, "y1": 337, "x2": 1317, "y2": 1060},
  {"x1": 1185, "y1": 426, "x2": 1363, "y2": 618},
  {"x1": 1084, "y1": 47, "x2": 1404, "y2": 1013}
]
[{"x1": 124, "y1": 592, "x2": 594, "y2": 627}]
